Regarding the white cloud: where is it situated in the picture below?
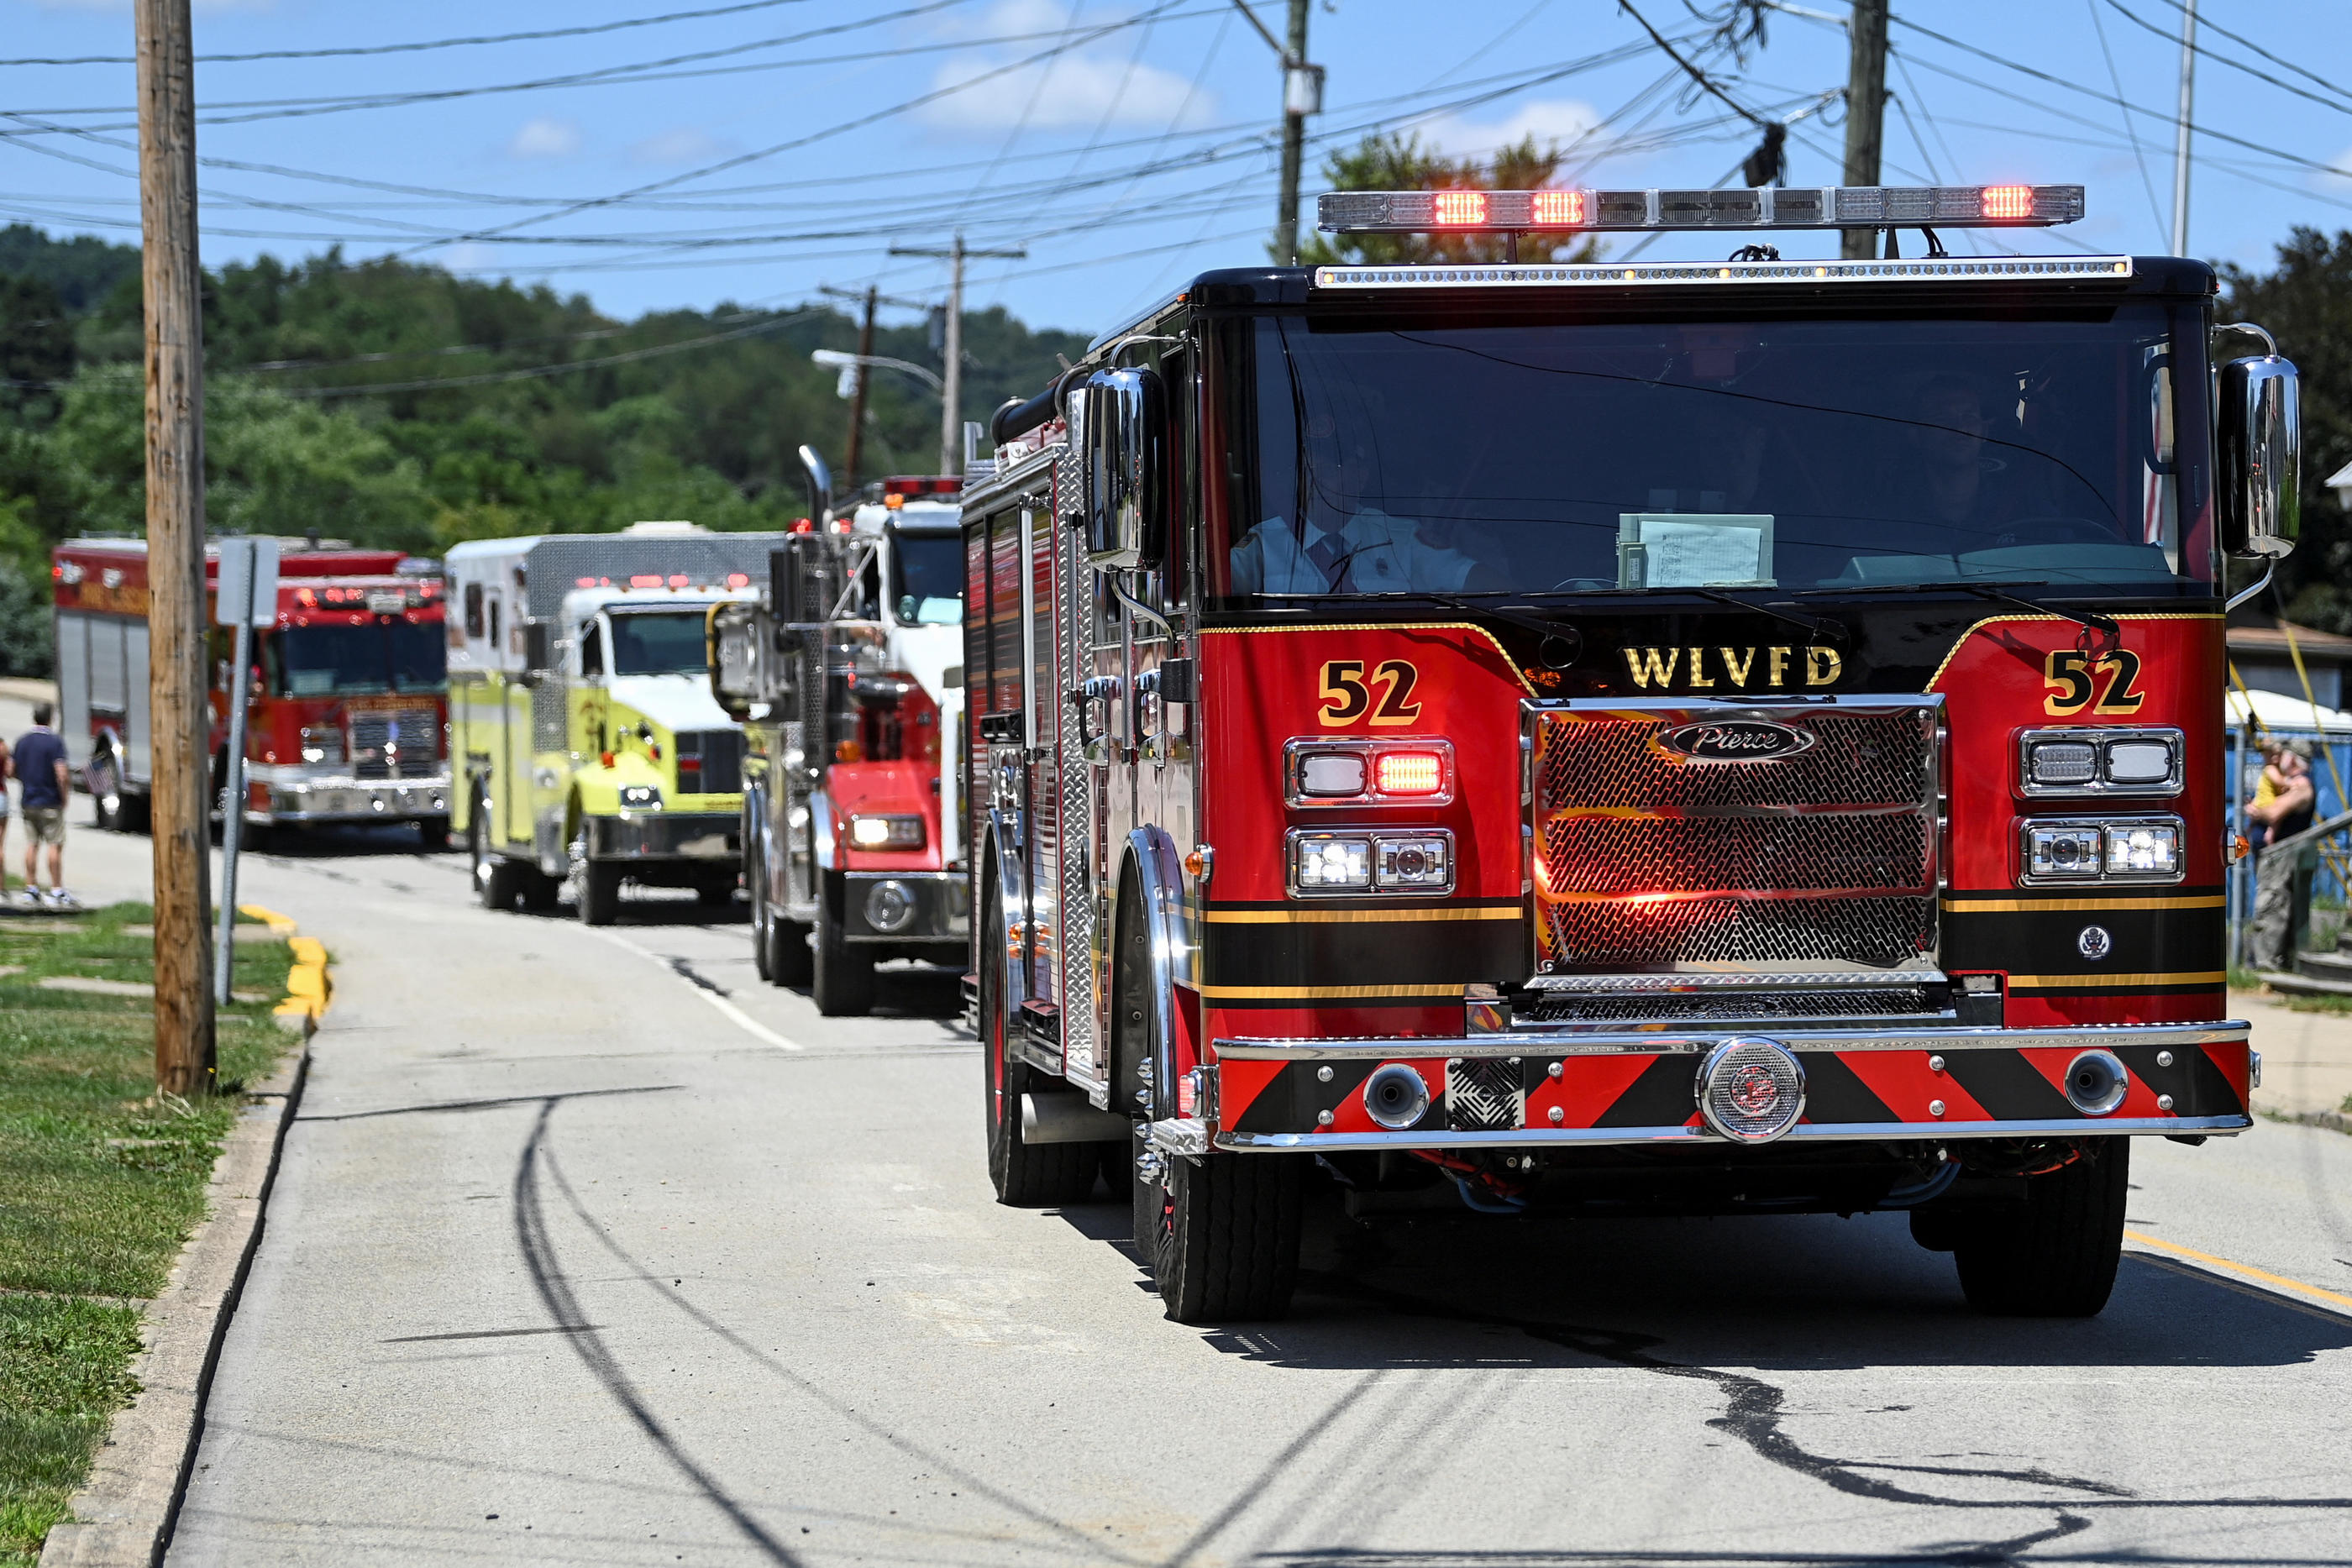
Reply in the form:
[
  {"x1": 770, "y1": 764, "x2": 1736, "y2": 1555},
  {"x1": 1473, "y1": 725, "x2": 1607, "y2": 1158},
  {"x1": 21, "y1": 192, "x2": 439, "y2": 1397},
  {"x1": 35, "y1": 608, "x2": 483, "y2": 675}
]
[
  {"x1": 506, "y1": 117, "x2": 581, "y2": 160},
  {"x1": 918, "y1": 3, "x2": 1217, "y2": 133},
  {"x1": 1417, "y1": 100, "x2": 1605, "y2": 163},
  {"x1": 632, "y1": 126, "x2": 732, "y2": 166}
]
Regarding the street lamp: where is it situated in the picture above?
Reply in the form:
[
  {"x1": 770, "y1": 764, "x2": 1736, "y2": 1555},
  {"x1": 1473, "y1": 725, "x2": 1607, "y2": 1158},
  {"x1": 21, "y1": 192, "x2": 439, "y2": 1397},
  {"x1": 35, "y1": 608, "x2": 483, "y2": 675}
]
[{"x1": 811, "y1": 347, "x2": 943, "y2": 397}]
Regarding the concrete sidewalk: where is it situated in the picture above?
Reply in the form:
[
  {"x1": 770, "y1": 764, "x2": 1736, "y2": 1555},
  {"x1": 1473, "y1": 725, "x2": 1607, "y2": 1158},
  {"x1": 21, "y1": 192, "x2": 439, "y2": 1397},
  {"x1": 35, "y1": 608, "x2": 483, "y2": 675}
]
[{"x1": 2235, "y1": 988, "x2": 2352, "y2": 1128}]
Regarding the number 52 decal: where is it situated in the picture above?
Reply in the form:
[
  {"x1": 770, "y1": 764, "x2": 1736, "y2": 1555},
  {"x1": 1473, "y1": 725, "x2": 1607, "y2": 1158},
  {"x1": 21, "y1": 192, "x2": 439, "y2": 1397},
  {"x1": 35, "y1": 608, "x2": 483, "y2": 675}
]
[
  {"x1": 2044, "y1": 648, "x2": 2146, "y2": 716},
  {"x1": 1320, "y1": 658, "x2": 1424, "y2": 727}
]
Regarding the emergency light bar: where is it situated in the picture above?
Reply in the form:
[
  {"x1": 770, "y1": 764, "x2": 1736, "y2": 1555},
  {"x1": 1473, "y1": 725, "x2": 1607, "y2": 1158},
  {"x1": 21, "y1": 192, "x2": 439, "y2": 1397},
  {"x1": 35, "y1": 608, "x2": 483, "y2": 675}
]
[
  {"x1": 1314, "y1": 256, "x2": 2134, "y2": 291},
  {"x1": 1318, "y1": 184, "x2": 2082, "y2": 234}
]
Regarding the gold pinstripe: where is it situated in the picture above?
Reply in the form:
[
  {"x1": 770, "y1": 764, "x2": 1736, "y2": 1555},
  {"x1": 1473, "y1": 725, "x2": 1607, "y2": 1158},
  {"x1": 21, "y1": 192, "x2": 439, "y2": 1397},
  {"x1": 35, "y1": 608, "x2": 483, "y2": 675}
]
[{"x1": 1920, "y1": 611, "x2": 2222, "y2": 693}]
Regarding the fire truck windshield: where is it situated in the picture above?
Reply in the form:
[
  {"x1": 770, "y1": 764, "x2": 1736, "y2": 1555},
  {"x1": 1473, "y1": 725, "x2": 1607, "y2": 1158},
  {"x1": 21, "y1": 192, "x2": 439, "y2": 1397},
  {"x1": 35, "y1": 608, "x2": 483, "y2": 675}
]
[
  {"x1": 606, "y1": 611, "x2": 709, "y2": 676},
  {"x1": 270, "y1": 621, "x2": 445, "y2": 697},
  {"x1": 890, "y1": 529, "x2": 963, "y2": 625},
  {"x1": 1215, "y1": 304, "x2": 2213, "y2": 603}
]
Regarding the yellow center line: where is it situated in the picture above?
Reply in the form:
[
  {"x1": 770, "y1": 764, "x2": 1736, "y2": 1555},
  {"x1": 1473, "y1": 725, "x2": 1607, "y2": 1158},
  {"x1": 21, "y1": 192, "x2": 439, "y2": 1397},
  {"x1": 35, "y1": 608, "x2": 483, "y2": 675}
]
[{"x1": 2123, "y1": 1230, "x2": 2352, "y2": 1312}]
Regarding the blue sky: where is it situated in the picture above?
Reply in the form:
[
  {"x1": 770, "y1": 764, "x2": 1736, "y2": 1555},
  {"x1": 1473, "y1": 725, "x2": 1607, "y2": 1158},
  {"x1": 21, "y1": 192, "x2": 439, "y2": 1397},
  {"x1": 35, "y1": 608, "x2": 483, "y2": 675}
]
[{"x1": 4, "y1": 0, "x2": 2350, "y2": 339}]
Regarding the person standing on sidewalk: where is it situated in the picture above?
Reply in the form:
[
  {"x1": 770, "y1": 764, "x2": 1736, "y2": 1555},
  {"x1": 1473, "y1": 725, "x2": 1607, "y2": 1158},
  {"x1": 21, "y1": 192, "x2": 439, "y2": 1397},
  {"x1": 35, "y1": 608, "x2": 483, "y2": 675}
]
[
  {"x1": 0, "y1": 728, "x2": 13, "y2": 889},
  {"x1": 2249, "y1": 738, "x2": 2318, "y2": 971},
  {"x1": 13, "y1": 703, "x2": 70, "y2": 908}
]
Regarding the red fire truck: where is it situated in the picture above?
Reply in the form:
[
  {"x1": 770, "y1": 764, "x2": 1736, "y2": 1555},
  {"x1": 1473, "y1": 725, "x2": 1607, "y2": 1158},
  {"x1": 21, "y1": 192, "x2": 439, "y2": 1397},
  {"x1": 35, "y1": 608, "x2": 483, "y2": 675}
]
[
  {"x1": 53, "y1": 538, "x2": 450, "y2": 845},
  {"x1": 961, "y1": 183, "x2": 2299, "y2": 1324}
]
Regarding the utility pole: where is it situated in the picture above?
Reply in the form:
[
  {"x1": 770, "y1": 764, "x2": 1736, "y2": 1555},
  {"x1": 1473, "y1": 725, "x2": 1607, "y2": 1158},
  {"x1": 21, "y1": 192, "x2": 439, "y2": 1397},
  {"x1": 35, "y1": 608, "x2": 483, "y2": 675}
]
[
  {"x1": 816, "y1": 281, "x2": 927, "y2": 492},
  {"x1": 1236, "y1": 0, "x2": 1322, "y2": 264},
  {"x1": 846, "y1": 285, "x2": 876, "y2": 487},
  {"x1": 134, "y1": 0, "x2": 215, "y2": 1095},
  {"x1": 2170, "y1": 0, "x2": 2197, "y2": 255},
  {"x1": 1840, "y1": 0, "x2": 1889, "y2": 261},
  {"x1": 888, "y1": 233, "x2": 1025, "y2": 476}
]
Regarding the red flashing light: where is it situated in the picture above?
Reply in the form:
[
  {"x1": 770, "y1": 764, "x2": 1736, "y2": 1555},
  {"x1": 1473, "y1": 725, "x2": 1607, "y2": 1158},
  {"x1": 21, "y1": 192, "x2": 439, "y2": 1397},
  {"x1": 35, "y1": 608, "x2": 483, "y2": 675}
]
[
  {"x1": 1530, "y1": 189, "x2": 1586, "y2": 226},
  {"x1": 725, "y1": 573, "x2": 749, "y2": 589},
  {"x1": 49, "y1": 564, "x2": 61, "y2": 580},
  {"x1": 880, "y1": 475, "x2": 961, "y2": 496},
  {"x1": 576, "y1": 575, "x2": 596, "y2": 588},
  {"x1": 629, "y1": 574, "x2": 663, "y2": 588},
  {"x1": 296, "y1": 588, "x2": 317, "y2": 607},
  {"x1": 1433, "y1": 191, "x2": 1488, "y2": 227},
  {"x1": 792, "y1": 517, "x2": 815, "y2": 533},
  {"x1": 1981, "y1": 184, "x2": 2033, "y2": 220},
  {"x1": 1374, "y1": 751, "x2": 1445, "y2": 796},
  {"x1": 667, "y1": 574, "x2": 690, "y2": 588}
]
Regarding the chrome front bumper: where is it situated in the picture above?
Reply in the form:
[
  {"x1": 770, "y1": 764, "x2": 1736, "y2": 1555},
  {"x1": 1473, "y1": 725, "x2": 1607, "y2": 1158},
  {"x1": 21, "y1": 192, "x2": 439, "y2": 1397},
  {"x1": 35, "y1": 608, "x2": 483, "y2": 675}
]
[
  {"x1": 842, "y1": 870, "x2": 969, "y2": 943},
  {"x1": 585, "y1": 811, "x2": 738, "y2": 863},
  {"x1": 255, "y1": 769, "x2": 450, "y2": 823},
  {"x1": 1195, "y1": 1020, "x2": 2255, "y2": 1153}
]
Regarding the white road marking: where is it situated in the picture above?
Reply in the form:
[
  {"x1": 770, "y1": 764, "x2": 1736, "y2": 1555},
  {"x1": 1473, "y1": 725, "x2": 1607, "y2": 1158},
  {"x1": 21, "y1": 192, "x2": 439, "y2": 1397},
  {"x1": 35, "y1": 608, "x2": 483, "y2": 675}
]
[{"x1": 581, "y1": 926, "x2": 804, "y2": 1052}]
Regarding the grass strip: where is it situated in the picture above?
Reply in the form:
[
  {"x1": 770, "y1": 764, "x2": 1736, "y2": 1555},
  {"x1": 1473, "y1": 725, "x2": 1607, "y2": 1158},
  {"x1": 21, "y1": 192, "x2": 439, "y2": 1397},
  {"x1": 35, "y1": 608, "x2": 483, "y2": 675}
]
[{"x1": 0, "y1": 902, "x2": 297, "y2": 1565}]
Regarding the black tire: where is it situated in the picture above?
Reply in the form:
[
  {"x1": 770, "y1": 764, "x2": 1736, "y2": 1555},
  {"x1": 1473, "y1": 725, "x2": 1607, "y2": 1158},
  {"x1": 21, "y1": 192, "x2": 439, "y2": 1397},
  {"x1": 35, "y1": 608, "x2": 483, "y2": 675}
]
[
  {"x1": 118, "y1": 790, "x2": 152, "y2": 836},
  {"x1": 470, "y1": 792, "x2": 519, "y2": 911},
  {"x1": 416, "y1": 819, "x2": 451, "y2": 852},
  {"x1": 1151, "y1": 1145, "x2": 1304, "y2": 1324},
  {"x1": 518, "y1": 869, "x2": 562, "y2": 912},
  {"x1": 1954, "y1": 1139, "x2": 2129, "y2": 1317},
  {"x1": 749, "y1": 834, "x2": 774, "y2": 982},
  {"x1": 577, "y1": 860, "x2": 621, "y2": 926},
  {"x1": 982, "y1": 879, "x2": 1095, "y2": 1206},
  {"x1": 90, "y1": 755, "x2": 120, "y2": 831},
  {"x1": 811, "y1": 873, "x2": 874, "y2": 1016}
]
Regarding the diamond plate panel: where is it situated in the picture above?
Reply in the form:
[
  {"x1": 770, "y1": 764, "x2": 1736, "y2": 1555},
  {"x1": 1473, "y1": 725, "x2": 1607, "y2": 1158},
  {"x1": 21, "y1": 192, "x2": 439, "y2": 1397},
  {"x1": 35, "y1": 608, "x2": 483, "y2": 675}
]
[
  {"x1": 1446, "y1": 1056, "x2": 1525, "y2": 1132},
  {"x1": 1051, "y1": 443, "x2": 1100, "y2": 1078}
]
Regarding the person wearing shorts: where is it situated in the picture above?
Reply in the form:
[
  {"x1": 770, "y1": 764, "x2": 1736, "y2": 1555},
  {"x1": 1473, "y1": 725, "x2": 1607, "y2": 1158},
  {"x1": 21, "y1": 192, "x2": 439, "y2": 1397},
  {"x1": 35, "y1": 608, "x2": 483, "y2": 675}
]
[{"x1": 13, "y1": 705, "x2": 69, "y2": 907}]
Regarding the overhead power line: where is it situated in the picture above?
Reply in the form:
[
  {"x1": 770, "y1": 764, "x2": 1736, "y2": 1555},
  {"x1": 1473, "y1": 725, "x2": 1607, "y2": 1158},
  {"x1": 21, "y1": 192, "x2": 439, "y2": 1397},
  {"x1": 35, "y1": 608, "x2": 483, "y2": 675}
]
[
  {"x1": 2100, "y1": 0, "x2": 2352, "y2": 118},
  {"x1": 0, "y1": 0, "x2": 843, "y2": 68}
]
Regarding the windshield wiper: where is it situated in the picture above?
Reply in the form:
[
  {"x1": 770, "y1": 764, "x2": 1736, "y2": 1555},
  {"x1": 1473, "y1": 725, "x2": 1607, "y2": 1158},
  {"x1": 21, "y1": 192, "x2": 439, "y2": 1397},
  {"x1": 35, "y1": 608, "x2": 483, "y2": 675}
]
[
  {"x1": 1795, "y1": 579, "x2": 2118, "y2": 641},
  {"x1": 1254, "y1": 589, "x2": 1584, "y2": 645},
  {"x1": 1256, "y1": 585, "x2": 1844, "y2": 648}
]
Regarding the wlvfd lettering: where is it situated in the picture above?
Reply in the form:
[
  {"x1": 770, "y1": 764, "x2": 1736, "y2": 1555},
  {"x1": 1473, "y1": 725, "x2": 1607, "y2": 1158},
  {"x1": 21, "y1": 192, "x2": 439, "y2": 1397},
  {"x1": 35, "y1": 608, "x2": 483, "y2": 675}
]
[{"x1": 1621, "y1": 644, "x2": 1843, "y2": 690}]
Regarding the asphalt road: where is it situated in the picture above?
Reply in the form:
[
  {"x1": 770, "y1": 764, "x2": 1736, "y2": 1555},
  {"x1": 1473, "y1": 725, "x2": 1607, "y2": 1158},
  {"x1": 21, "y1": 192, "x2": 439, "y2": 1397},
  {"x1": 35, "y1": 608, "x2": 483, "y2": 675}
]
[{"x1": 54, "y1": 821, "x2": 2352, "y2": 1566}]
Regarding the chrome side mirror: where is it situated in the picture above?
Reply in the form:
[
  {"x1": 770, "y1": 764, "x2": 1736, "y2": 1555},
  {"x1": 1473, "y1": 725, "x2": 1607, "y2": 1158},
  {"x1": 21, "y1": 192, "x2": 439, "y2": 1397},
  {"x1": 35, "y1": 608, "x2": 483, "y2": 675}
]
[
  {"x1": 1075, "y1": 366, "x2": 1165, "y2": 571},
  {"x1": 707, "y1": 602, "x2": 759, "y2": 721},
  {"x1": 2218, "y1": 353, "x2": 2299, "y2": 561}
]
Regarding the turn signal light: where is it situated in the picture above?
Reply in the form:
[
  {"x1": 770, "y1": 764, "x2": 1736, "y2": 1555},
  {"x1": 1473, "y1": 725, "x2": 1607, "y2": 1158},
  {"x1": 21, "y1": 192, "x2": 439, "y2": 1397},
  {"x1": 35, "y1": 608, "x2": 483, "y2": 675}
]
[{"x1": 1373, "y1": 751, "x2": 1445, "y2": 795}]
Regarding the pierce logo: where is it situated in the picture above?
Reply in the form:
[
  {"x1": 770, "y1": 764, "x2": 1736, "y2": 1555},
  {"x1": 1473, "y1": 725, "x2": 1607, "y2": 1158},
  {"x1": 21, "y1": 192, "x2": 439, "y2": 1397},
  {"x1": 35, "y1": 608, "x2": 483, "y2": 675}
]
[{"x1": 1654, "y1": 720, "x2": 1815, "y2": 762}]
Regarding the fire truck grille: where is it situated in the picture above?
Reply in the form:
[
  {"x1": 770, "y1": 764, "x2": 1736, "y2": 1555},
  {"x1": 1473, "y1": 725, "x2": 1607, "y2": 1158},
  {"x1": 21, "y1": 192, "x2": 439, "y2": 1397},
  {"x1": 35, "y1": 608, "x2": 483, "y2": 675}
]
[
  {"x1": 1524, "y1": 984, "x2": 1940, "y2": 1025},
  {"x1": 675, "y1": 729, "x2": 743, "y2": 795},
  {"x1": 1529, "y1": 700, "x2": 1940, "y2": 974},
  {"x1": 348, "y1": 708, "x2": 439, "y2": 779}
]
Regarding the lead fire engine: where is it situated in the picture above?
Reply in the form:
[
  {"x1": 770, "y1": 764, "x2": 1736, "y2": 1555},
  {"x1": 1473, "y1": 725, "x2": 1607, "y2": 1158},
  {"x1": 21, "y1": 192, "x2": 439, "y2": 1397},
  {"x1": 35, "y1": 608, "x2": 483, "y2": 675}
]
[
  {"x1": 710, "y1": 474, "x2": 969, "y2": 1015},
  {"x1": 961, "y1": 183, "x2": 2299, "y2": 1324},
  {"x1": 447, "y1": 523, "x2": 781, "y2": 923},
  {"x1": 52, "y1": 538, "x2": 450, "y2": 844}
]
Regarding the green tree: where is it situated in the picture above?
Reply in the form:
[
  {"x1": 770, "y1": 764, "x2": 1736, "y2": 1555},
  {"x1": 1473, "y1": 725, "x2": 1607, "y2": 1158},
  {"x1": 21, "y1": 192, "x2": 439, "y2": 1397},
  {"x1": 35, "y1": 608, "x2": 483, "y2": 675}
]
[
  {"x1": 2222, "y1": 228, "x2": 2352, "y2": 632},
  {"x1": 1295, "y1": 131, "x2": 1603, "y2": 267}
]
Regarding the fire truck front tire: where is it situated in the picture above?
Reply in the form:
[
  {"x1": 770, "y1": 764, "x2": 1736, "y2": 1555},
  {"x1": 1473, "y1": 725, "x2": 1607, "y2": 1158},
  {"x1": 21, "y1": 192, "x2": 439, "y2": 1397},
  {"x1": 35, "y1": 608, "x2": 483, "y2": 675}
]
[
  {"x1": 1951, "y1": 1138, "x2": 2129, "y2": 1318},
  {"x1": 577, "y1": 861, "x2": 622, "y2": 926},
  {"x1": 812, "y1": 878, "x2": 874, "y2": 1015},
  {"x1": 470, "y1": 802, "x2": 520, "y2": 911},
  {"x1": 1141, "y1": 1132, "x2": 1303, "y2": 1324}
]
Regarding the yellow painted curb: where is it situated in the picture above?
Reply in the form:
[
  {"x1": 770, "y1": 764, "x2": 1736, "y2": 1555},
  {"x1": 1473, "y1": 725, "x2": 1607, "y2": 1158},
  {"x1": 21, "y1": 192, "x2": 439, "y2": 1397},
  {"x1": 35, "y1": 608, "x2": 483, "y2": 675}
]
[{"x1": 240, "y1": 905, "x2": 329, "y2": 1025}]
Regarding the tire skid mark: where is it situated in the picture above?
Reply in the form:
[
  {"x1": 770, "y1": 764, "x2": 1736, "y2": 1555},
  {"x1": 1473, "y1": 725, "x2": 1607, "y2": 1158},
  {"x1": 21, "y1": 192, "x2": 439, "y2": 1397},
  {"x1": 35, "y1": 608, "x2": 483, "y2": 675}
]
[
  {"x1": 1299, "y1": 1271, "x2": 2352, "y2": 1550},
  {"x1": 537, "y1": 1143, "x2": 1154, "y2": 1567},
  {"x1": 512, "y1": 1099, "x2": 806, "y2": 1565}
]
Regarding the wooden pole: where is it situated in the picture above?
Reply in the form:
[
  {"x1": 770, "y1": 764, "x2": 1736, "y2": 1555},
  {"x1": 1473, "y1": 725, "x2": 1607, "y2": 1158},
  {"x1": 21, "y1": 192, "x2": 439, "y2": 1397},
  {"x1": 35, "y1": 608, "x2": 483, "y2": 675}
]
[
  {"x1": 135, "y1": 0, "x2": 216, "y2": 1095},
  {"x1": 843, "y1": 284, "x2": 875, "y2": 490},
  {"x1": 1839, "y1": 0, "x2": 1888, "y2": 261}
]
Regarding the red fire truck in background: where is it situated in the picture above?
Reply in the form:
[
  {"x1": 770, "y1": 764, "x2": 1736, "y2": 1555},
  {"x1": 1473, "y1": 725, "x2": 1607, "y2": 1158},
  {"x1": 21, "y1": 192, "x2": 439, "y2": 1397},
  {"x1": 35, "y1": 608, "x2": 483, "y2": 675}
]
[
  {"x1": 52, "y1": 538, "x2": 451, "y2": 846},
  {"x1": 961, "y1": 182, "x2": 2299, "y2": 1324}
]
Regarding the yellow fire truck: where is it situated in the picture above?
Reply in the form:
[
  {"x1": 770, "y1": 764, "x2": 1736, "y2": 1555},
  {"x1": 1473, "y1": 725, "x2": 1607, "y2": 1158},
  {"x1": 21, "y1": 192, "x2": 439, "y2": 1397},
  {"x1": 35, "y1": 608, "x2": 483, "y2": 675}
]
[{"x1": 446, "y1": 523, "x2": 783, "y2": 923}]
